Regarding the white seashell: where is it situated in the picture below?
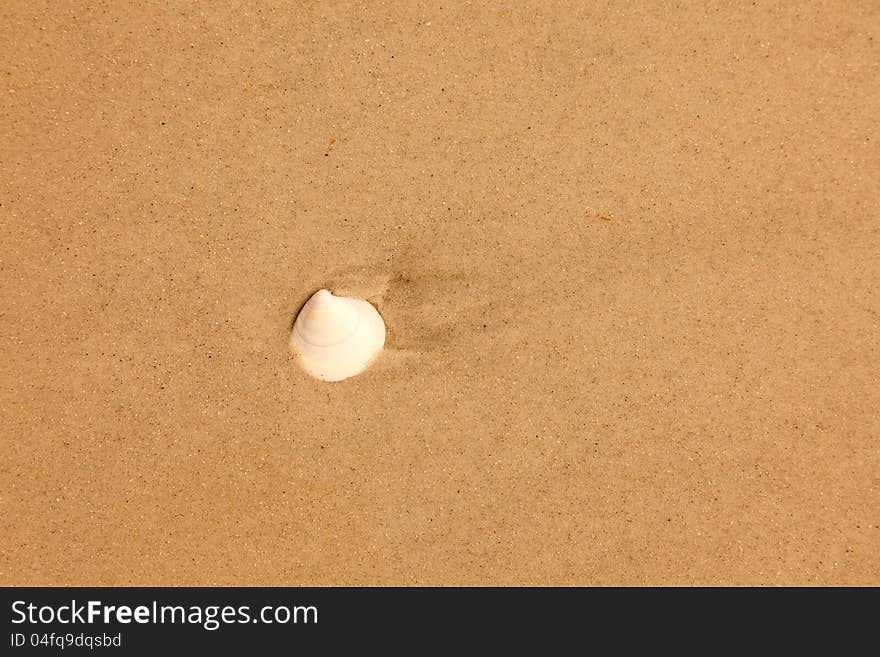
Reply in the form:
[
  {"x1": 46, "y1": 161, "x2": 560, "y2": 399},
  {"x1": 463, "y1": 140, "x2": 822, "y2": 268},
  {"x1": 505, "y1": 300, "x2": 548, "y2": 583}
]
[{"x1": 290, "y1": 289, "x2": 386, "y2": 382}]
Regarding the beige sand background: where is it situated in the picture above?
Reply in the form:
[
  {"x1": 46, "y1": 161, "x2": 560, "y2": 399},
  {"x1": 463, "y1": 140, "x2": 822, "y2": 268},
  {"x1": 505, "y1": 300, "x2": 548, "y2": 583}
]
[{"x1": 2, "y1": 1, "x2": 878, "y2": 586}]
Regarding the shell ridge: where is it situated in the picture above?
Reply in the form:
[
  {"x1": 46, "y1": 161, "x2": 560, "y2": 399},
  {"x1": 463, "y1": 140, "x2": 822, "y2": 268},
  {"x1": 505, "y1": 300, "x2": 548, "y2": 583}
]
[{"x1": 294, "y1": 309, "x2": 361, "y2": 348}]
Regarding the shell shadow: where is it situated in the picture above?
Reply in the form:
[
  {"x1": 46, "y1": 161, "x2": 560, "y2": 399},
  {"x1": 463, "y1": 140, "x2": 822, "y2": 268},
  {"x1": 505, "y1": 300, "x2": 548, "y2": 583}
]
[
  {"x1": 289, "y1": 226, "x2": 499, "y2": 374},
  {"x1": 303, "y1": 263, "x2": 493, "y2": 362}
]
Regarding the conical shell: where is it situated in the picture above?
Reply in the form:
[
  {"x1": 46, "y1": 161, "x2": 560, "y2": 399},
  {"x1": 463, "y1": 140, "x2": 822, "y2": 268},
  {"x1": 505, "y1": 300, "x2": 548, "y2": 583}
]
[{"x1": 290, "y1": 289, "x2": 386, "y2": 382}]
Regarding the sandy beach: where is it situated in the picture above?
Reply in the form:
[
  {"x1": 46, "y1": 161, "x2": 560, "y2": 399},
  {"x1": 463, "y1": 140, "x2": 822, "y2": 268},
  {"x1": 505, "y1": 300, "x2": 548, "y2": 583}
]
[{"x1": 2, "y1": 1, "x2": 878, "y2": 585}]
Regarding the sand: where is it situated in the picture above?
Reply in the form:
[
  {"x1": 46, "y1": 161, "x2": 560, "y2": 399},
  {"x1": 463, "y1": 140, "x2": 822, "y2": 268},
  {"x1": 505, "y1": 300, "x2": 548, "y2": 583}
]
[{"x1": 2, "y1": 2, "x2": 878, "y2": 586}]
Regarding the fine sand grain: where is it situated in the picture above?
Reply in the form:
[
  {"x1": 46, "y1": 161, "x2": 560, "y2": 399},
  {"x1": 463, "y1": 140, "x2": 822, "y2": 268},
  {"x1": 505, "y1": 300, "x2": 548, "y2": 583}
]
[{"x1": 1, "y1": 1, "x2": 878, "y2": 585}]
